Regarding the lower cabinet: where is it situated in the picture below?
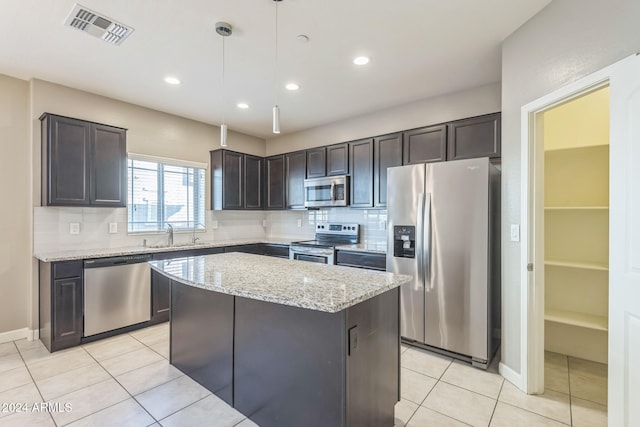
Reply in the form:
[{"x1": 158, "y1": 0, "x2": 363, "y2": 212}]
[
  {"x1": 336, "y1": 251, "x2": 386, "y2": 271},
  {"x1": 224, "y1": 244, "x2": 264, "y2": 254},
  {"x1": 262, "y1": 244, "x2": 290, "y2": 258},
  {"x1": 40, "y1": 261, "x2": 84, "y2": 352},
  {"x1": 150, "y1": 270, "x2": 171, "y2": 325}
]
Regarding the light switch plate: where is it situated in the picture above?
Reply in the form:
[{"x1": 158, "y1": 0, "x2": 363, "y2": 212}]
[
  {"x1": 108, "y1": 223, "x2": 118, "y2": 234},
  {"x1": 510, "y1": 224, "x2": 520, "y2": 242},
  {"x1": 296, "y1": 219, "x2": 302, "y2": 228},
  {"x1": 211, "y1": 220, "x2": 218, "y2": 229},
  {"x1": 262, "y1": 219, "x2": 267, "y2": 228},
  {"x1": 69, "y1": 222, "x2": 80, "y2": 235}
]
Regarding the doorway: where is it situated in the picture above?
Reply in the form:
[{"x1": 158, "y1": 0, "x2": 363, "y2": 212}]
[{"x1": 538, "y1": 86, "x2": 610, "y2": 408}]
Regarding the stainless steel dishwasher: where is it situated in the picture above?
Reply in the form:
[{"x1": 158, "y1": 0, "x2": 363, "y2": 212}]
[{"x1": 83, "y1": 254, "x2": 151, "y2": 337}]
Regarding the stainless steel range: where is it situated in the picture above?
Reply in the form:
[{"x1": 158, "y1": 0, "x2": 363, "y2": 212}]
[{"x1": 289, "y1": 223, "x2": 360, "y2": 264}]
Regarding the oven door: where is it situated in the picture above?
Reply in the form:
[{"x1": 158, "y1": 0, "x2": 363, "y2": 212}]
[{"x1": 289, "y1": 246, "x2": 335, "y2": 265}]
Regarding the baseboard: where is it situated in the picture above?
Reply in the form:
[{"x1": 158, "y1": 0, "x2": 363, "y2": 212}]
[
  {"x1": 499, "y1": 362, "x2": 523, "y2": 390},
  {"x1": 0, "y1": 328, "x2": 39, "y2": 344}
]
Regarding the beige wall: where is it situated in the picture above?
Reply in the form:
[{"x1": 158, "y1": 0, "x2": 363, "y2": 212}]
[
  {"x1": 501, "y1": 0, "x2": 640, "y2": 376},
  {"x1": 0, "y1": 74, "x2": 30, "y2": 334},
  {"x1": 266, "y1": 83, "x2": 501, "y2": 155}
]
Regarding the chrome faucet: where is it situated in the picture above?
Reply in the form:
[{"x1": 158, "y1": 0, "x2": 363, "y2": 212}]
[
  {"x1": 191, "y1": 223, "x2": 205, "y2": 244},
  {"x1": 166, "y1": 224, "x2": 174, "y2": 247}
]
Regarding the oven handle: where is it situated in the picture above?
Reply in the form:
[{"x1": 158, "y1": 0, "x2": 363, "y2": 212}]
[{"x1": 331, "y1": 182, "x2": 335, "y2": 202}]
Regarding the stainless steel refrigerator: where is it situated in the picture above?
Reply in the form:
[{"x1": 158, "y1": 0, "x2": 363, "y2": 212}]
[{"x1": 386, "y1": 157, "x2": 500, "y2": 369}]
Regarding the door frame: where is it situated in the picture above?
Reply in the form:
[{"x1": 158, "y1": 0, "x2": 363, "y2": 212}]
[{"x1": 519, "y1": 58, "x2": 626, "y2": 393}]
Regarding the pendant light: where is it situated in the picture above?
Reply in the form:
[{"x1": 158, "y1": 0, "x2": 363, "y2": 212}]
[
  {"x1": 216, "y1": 22, "x2": 232, "y2": 146},
  {"x1": 272, "y1": 0, "x2": 282, "y2": 134}
]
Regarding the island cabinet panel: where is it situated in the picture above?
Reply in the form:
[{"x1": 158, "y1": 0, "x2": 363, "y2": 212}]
[
  {"x1": 336, "y1": 250, "x2": 386, "y2": 271},
  {"x1": 170, "y1": 280, "x2": 235, "y2": 405},
  {"x1": 447, "y1": 113, "x2": 501, "y2": 160},
  {"x1": 402, "y1": 124, "x2": 447, "y2": 165},
  {"x1": 224, "y1": 244, "x2": 263, "y2": 254},
  {"x1": 262, "y1": 243, "x2": 289, "y2": 258},
  {"x1": 374, "y1": 132, "x2": 403, "y2": 207},
  {"x1": 349, "y1": 138, "x2": 374, "y2": 208},
  {"x1": 306, "y1": 147, "x2": 326, "y2": 178},
  {"x1": 150, "y1": 270, "x2": 170, "y2": 325},
  {"x1": 265, "y1": 155, "x2": 285, "y2": 210},
  {"x1": 327, "y1": 143, "x2": 349, "y2": 176},
  {"x1": 234, "y1": 298, "x2": 347, "y2": 427},
  {"x1": 285, "y1": 150, "x2": 307, "y2": 209}
]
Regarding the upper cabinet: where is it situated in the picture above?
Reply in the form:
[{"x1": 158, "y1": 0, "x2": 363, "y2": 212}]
[
  {"x1": 349, "y1": 139, "x2": 374, "y2": 208},
  {"x1": 447, "y1": 113, "x2": 501, "y2": 160},
  {"x1": 402, "y1": 125, "x2": 447, "y2": 165},
  {"x1": 265, "y1": 155, "x2": 285, "y2": 210},
  {"x1": 285, "y1": 151, "x2": 307, "y2": 209},
  {"x1": 374, "y1": 132, "x2": 403, "y2": 208},
  {"x1": 211, "y1": 149, "x2": 263, "y2": 210},
  {"x1": 306, "y1": 147, "x2": 326, "y2": 178},
  {"x1": 41, "y1": 113, "x2": 126, "y2": 207},
  {"x1": 326, "y1": 143, "x2": 349, "y2": 176}
]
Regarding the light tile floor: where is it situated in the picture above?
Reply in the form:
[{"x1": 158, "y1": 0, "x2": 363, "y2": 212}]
[{"x1": 0, "y1": 323, "x2": 607, "y2": 426}]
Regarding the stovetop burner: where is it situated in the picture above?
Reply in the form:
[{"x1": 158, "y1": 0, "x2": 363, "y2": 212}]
[{"x1": 292, "y1": 223, "x2": 360, "y2": 248}]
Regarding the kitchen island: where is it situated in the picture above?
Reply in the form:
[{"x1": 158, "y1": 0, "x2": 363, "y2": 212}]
[{"x1": 149, "y1": 252, "x2": 410, "y2": 427}]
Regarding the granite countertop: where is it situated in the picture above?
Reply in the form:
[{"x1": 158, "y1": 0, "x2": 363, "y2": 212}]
[
  {"x1": 149, "y1": 252, "x2": 410, "y2": 313},
  {"x1": 34, "y1": 237, "x2": 296, "y2": 262}
]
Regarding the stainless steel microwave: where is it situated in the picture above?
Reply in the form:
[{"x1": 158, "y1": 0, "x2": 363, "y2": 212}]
[{"x1": 304, "y1": 176, "x2": 349, "y2": 208}]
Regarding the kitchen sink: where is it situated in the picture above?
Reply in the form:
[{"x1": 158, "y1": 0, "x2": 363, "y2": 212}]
[{"x1": 147, "y1": 242, "x2": 207, "y2": 249}]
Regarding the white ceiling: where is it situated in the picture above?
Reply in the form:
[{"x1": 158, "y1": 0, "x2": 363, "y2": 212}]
[{"x1": 0, "y1": 0, "x2": 550, "y2": 139}]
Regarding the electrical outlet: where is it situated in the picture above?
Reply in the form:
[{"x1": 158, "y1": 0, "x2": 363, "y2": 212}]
[
  {"x1": 69, "y1": 222, "x2": 80, "y2": 235},
  {"x1": 379, "y1": 220, "x2": 387, "y2": 230},
  {"x1": 262, "y1": 219, "x2": 267, "y2": 228},
  {"x1": 108, "y1": 223, "x2": 118, "y2": 234},
  {"x1": 296, "y1": 219, "x2": 302, "y2": 228},
  {"x1": 510, "y1": 224, "x2": 520, "y2": 242},
  {"x1": 211, "y1": 220, "x2": 218, "y2": 229}
]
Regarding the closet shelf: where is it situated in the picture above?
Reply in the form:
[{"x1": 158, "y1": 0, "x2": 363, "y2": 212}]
[
  {"x1": 545, "y1": 260, "x2": 609, "y2": 271},
  {"x1": 545, "y1": 308, "x2": 608, "y2": 331},
  {"x1": 544, "y1": 206, "x2": 608, "y2": 211}
]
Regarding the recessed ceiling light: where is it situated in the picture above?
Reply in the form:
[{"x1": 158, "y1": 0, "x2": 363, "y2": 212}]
[
  {"x1": 353, "y1": 56, "x2": 370, "y2": 66},
  {"x1": 237, "y1": 103, "x2": 249, "y2": 109},
  {"x1": 285, "y1": 83, "x2": 300, "y2": 91},
  {"x1": 164, "y1": 76, "x2": 181, "y2": 85}
]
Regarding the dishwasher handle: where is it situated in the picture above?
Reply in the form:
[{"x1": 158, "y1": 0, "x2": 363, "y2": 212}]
[{"x1": 84, "y1": 254, "x2": 152, "y2": 268}]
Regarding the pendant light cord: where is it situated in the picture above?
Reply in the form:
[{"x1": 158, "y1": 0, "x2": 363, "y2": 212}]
[
  {"x1": 222, "y1": 36, "x2": 225, "y2": 124},
  {"x1": 275, "y1": 0, "x2": 279, "y2": 106}
]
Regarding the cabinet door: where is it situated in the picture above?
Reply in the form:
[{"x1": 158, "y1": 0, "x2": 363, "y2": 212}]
[
  {"x1": 374, "y1": 133, "x2": 403, "y2": 207},
  {"x1": 306, "y1": 147, "x2": 327, "y2": 178},
  {"x1": 224, "y1": 244, "x2": 264, "y2": 254},
  {"x1": 244, "y1": 155, "x2": 263, "y2": 209},
  {"x1": 91, "y1": 124, "x2": 127, "y2": 207},
  {"x1": 223, "y1": 150, "x2": 243, "y2": 209},
  {"x1": 403, "y1": 125, "x2": 447, "y2": 165},
  {"x1": 349, "y1": 139, "x2": 374, "y2": 208},
  {"x1": 327, "y1": 143, "x2": 349, "y2": 176},
  {"x1": 285, "y1": 151, "x2": 307, "y2": 209},
  {"x1": 150, "y1": 270, "x2": 170, "y2": 324},
  {"x1": 447, "y1": 113, "x2": 501, "y2": 160},
  {"x1": 52, "y1": 276, "x2": 83, "y2": 350},
  {"x1": 44, "y1": 115, "x2": 91, "y2": 206},
  {"x1": 266, "y1": 155, "x2": 285, "y2": 210}
]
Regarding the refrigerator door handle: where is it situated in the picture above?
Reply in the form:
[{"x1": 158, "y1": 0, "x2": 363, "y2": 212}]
[
  {"x1": 424, "y1": 193, "x2": 432, "y2": 290},
  {"x1": 416, "y1": 193, "x2": 426, "y2": 285}
]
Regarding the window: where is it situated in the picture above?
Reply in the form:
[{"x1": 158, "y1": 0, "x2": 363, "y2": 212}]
[{"x1": 127, "y1": 155, "x2": 206, "y2": 233}]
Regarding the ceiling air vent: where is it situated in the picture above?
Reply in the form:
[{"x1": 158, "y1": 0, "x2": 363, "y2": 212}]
[{"x1": 64, "y1": 4, "x2": 134, "y2": 46}]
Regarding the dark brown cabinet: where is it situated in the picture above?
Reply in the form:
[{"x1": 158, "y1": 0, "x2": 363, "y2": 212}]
[
  {"x1": 244, "y1": 155, "x2": 264, "y2": 210},
  {"x1": 336, "y1": 250, "x2": 386, "y2": 271},
  {"x1": 349, "y1": 139, "x2": 374, "y2": 208},
  {"x1": 327, "y1": 143, "x2": 349, "y2": 176},
  {"x1": 285, "y1": 151, "x2": 307, "y2": 209},
  {"x1": 265, "y1": 155, "x2": 286, "y2": 210},
  {"x1": 373, "y1": 133, "x2": 403, "y2": 208},
  {"x1": 211, "y1": 149, "x2": 263, "y2": 210},
  {"x1": 306, "y1": 147, "x2": 326, "y2": 178},
  {"x1": 403, "y1": 125, "x2": 447, "y2": 165},
  {"x1": 39, "y1": 260, "x2": 83, "y2": 352},
  {"x1": 262, "y1": 244, "x2": 290, "y2": 258},
  {"x1": 224, "y1": 244, "x2": 264, "y2": 254},
  {"x1": 41, "y1": 113, "x2": 126, "y2": 207},
  {"x1": 447, "y1": 113, "x2": 501, "y2": 160}
]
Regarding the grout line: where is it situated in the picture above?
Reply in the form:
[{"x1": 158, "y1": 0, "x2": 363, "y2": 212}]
[
  {"x1": 499, "y1": 401, "x2": 572, "y2": 426},
  {"x1": 567, "y1": 356, "x2": 573, "y2": 426},
  {"x1": 487, "y1": 380, "x2": 505, "y2": 426}
]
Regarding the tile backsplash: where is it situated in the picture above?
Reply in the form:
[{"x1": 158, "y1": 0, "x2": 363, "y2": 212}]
[{"x1": 33, "y1": 206, "x2": 387, "y2": 254}]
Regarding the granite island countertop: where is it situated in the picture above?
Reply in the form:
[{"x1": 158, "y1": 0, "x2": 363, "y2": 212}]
[
  {"x1": 149, "y1": 252, "x2": 410, "y2": 313},
  {"x1": 33, "y1": 237, "x2": 296, "y2": 262}
]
